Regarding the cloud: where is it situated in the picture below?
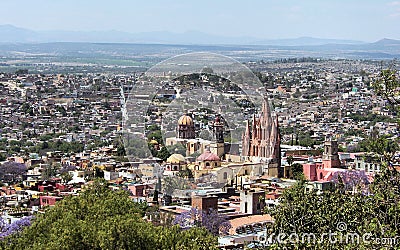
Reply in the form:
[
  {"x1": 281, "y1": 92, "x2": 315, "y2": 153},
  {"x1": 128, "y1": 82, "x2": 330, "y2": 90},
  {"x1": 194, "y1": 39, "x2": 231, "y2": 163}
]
[
  {"x1": 389, "y1": 7, "x2": 400, "y2": 18},
  {"x1": 389, "y1": 12, "x2": 400, "y2": 18},
  {"x1": 388, "y1": 2, "x2": 400, "y2": 18},
  {"x1": 388, "y1": 1, "x2": 400, "y2": 6}
]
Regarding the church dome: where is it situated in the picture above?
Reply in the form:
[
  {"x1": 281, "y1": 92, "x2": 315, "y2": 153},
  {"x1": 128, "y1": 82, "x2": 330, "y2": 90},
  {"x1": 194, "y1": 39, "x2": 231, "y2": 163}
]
[
  {"x1": 149, "y1": 139, "x2": 159, "y2": 145},
  {"x1": 178, "y1": 114, "x2": 194, "y2": 126},
  {"x1": 167, "y1": 153, "x2": 185, "y2": 164},
  {"x1": 197, "y1": 149, "x2": 220, "y2": 162}
]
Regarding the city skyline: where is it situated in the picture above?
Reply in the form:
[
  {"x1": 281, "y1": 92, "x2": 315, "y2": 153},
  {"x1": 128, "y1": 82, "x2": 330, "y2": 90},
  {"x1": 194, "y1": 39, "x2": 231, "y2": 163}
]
[{"x1": 0, "y1": 0, "x2": 399, "y2": 42}]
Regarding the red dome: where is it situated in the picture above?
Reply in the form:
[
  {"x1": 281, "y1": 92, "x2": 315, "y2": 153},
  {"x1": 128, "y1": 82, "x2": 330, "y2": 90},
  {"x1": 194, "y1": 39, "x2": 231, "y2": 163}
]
[{"x1": 197, "y1": 149, "x2": 220, "y2": 161}]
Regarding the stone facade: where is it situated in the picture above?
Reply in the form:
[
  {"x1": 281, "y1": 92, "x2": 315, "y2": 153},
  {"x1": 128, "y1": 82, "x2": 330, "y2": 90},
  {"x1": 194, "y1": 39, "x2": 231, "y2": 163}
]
[{"x1": 242, "y1": 96, "x2": 281, "y2": 166}]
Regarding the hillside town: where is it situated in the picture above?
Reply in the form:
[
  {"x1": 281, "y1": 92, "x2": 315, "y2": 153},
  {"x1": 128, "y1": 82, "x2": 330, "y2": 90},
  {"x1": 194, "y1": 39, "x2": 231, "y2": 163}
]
[{"x1": 0, "y1": 58, "x2": 399, "y2": 248}]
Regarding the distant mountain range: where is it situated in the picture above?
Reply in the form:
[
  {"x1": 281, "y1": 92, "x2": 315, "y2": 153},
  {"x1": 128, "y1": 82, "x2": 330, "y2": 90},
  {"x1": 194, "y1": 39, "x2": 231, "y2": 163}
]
[
  {"x1": 0, "y1": 24, "x2": 400, "y2": 61},
  {"x1": 0, "y1": 24, "x2": 390, "y2": 46}
]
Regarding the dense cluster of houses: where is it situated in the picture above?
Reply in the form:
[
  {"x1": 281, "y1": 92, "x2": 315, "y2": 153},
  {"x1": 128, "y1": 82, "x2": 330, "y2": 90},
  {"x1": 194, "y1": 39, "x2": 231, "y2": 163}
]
[{"x1": 1, "y1": 58, "x2": 398, "y2": 248}]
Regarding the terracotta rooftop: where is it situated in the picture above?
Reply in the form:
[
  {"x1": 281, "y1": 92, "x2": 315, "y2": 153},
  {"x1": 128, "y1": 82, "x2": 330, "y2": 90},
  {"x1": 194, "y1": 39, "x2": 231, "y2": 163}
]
[{"x1": 229, "y1": 214, "x2": 273, "y2": 235}]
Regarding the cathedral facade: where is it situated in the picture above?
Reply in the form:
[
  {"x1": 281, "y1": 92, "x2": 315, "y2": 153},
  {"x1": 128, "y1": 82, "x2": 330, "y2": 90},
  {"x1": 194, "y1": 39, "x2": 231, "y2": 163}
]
[{"x1": 242, "y1": 96, "x2": 281, "y2": 166}]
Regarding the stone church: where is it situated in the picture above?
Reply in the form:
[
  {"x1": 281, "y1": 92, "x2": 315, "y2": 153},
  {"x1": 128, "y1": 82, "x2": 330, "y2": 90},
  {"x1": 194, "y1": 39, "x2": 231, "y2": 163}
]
[{"x1": 241, "y1": 96, "x2": 281, "y2": 175}]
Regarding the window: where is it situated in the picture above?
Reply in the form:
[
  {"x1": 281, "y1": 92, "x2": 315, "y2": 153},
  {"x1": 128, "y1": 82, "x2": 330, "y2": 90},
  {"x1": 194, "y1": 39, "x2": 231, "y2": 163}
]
[
  {"x1": 223, "y1": 172, "x2": 227, "y2": 179},
  {"x1": 319, "y1": 172, "x2": 323, "y2": 179}
]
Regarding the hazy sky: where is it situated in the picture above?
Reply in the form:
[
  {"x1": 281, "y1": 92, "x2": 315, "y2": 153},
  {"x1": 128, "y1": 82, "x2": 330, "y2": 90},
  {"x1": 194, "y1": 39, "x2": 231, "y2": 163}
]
[{"x1": 1, "y1": 0, "x2": 399, "y2": 42}]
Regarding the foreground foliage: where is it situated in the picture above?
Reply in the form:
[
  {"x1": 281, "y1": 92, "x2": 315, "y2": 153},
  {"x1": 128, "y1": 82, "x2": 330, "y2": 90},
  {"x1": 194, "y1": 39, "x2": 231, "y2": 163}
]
[
  {"x1": 268, "y1": 169, "x2": 400, "y2": 249},
  {"x1": 1, "y1": 179, "x2": 217, "y2": 250}
]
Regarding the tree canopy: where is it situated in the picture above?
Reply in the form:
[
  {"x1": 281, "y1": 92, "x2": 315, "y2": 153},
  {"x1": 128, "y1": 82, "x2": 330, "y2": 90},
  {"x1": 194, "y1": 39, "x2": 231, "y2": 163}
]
[
  {"x1": 0, "y1": 162, "x2": 27, "y2": 184},
  {"x1": 267, "y1": 169, "x2": 400, "y2": 249},
  {"x1": 2, "y1": 179, "x2": 217, "y2": 250},
  {"x1": 373, "y1": 68, "x2": 400, "y2": 108},
  {"x1": 173, "y1": 208, "x2": 231, "y2": 236}
]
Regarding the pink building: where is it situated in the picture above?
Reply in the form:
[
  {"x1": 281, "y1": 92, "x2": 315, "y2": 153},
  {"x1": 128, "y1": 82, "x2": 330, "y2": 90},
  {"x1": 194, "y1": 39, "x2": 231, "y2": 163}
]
[
  {"x1": 40, "y1": 196, "x2": 63, "y2": 207},
  {"x1": 127, "y1": 184, "x2": 151, "y2": 197},
  {"x1": 303, "y1": 138, "x2": 342, "y2": 181}
]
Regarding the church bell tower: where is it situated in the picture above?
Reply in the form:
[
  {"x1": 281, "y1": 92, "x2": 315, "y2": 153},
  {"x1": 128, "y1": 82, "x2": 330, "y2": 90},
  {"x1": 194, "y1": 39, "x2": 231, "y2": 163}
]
[{"x1": 210, "y1": 114, "x2": 225, "y2": 158}]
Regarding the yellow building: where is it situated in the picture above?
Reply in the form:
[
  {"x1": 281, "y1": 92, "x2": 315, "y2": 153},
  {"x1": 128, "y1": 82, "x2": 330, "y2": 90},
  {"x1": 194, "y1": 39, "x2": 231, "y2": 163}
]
[{"x1": 164, "y1": 153, "x2": 187, "y2": 176}]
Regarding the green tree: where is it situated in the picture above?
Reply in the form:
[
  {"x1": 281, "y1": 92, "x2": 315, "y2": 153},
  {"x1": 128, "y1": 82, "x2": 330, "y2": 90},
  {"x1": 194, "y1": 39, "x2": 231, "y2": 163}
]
[
  {"x1": 363, "y1": 135, "x2": 399, "y2": 166},
  {"x1": 147, "y1": 124, "x2": 161, "y2": 132},
  {"x1": 148, "y1": 130, "x2": 162, "y2": 144},
  {"x1": 264, "y1": 67, "x2": 400, "y2": 248},
  {"x1": 291, "y1": 163, "x2": 303, "y2": 180},
  {"x1": 0, "y1": 153, "x2": 6, "y2": 161},
  {"x1": 41, "y1": 163, "x2": 60, "y2": 181},
  {"x1": 267, "y1": 169, "x2": 400, "y2": 249},
  {"x1": 163, "y1": 176, "x2": 191, "y2": 196},
  {"x1": 166, "y1": 143, "x2": 186, "y2": 156},
  {"x1": 114, "y1": 137, "x2": 126, "y2": 156},
  {"x1": 286, "y1": 155, "x2": 294, "y2": 166},
  {"x1": 60, "y1": 172, "x2": 73, "y2": 184},
  {"x1": 4, "y1": 179, "x2": 217, "y2": 249},
  {"x1": 373, "y1": 68, "x2": 400, "y2": 109},
  {"x1": 370, "y1": 67, "x2": 400, "y2": 166},
  {"x1": 156, "y1": 146, "x2": 171, "y2": 161},
  {"x1": 177, "y1": 168, "x2": 194, "y2": 179}
]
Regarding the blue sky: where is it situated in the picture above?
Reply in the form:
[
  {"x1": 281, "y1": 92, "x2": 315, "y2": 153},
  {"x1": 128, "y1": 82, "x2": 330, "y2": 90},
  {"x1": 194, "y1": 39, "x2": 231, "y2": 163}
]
[{"x1": 1, "y1": 0, "x2": 399, "y2": 42}]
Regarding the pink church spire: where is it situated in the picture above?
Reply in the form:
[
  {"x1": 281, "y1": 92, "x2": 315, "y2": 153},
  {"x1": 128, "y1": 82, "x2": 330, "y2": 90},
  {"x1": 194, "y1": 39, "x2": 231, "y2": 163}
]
[{"x1": 242, "y1": 93, "x2": 280, "y2": 166}]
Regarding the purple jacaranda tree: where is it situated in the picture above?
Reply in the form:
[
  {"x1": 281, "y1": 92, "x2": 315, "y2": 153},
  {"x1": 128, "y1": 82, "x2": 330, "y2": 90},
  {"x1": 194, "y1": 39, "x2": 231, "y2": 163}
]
[
  {"x1": 201, "y1": 208, "x2": 231, "y2": 236},
  {"x1": 173, "y1": 207, "x2": 231, "y2": 236},
  {"x1": 332, "y1": 170, "x2": 370, "y2": 194},
  {"x1": 0, "y1": 161, "x2": 27, "y2": 184},
  {"x1": 0, "y1": 216, "x2": 33, "y2": 239},
  {"x1": 173, "y1": 207, "x2": 202, "y2": 230}
]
